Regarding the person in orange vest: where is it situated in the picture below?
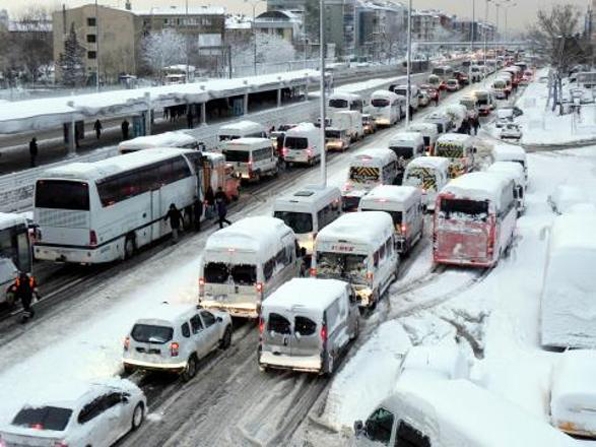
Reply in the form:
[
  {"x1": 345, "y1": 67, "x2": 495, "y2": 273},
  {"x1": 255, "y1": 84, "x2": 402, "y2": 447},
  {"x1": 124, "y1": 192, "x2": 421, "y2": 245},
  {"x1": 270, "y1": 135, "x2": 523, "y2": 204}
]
[{"x1": 13, "y1": 271, "x2": 41, "y2": 323}]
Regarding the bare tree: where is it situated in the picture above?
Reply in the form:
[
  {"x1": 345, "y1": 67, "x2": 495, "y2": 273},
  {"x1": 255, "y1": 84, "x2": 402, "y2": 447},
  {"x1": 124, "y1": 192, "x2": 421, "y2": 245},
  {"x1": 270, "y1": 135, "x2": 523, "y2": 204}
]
[
  {"x1": 13, "y1": 6, "x2": 53, "y2": 84},
  {"x1": 142, "y1": 29, "x2": 186, "y2": 76},
  {"x1": 232, "y1": 33, "x2": 296, "y2": 70}
]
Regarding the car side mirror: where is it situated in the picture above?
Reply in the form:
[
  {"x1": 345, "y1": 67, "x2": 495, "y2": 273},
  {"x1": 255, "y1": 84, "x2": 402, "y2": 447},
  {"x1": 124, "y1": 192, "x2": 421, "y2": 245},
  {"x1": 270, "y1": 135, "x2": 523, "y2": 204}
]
[
  {"x1": 473, "y1": 147, "x2": 477, "y2": 154},
  {"x1": 295, "y1": 331, "x2": 302, "y2": 339},
  {"x1": 121, "y1": 393, "x2": 130, "y2": 404},
  {"x1": 216, "y1": 316, "x2": 223, "y2": 323},
  {"x1": 354, "y1": 420, "x2": 364, "y2": 435}
]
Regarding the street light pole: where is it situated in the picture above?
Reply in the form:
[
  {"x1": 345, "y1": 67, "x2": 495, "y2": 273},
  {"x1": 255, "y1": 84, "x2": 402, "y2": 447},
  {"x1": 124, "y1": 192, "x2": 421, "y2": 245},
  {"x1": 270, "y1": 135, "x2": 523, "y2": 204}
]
[
  {"x1": 95, "y1": 0, "x2": 100, "y2": 92},
  {"x1": 405, "y1": 0, "x2": 412, "y2": 127},
  {"x1": 319, "y1": 0, "x2": 327, "y2": 186},
  {"x1": 252, "y1": 3, "x2": 257, "y2": 75},
  {"x1": 471, "y1": 0, "x2": 475, "y2": 52},
  {"x1": 483, "y1": 0, "x2": 490, "y2": 66},
  {"x1": 185, "y1": 0, "x2": 190, "y2": 82}
]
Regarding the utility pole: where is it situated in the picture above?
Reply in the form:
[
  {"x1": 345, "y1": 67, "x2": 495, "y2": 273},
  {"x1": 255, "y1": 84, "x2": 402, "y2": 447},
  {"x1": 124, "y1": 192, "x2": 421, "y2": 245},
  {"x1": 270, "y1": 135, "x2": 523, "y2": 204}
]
[
  {"x1": 483, "y1": 0, "x2": 490, "y2": 66},
  {"x1": 185, "y1": 0, "x2": 190, "y2": 82},
  {"x1": 405, "y1": 0, "x2": 412, "y2": 127},
  {"x1": 471, "y1": 0, "x2": 475, "y2": 51},
  {"x1": 320, "y1": 0, "x2": 327, "y2": 186},
  {"x1": 95, "y1": 0, "x2": 100, "y2": 91}
]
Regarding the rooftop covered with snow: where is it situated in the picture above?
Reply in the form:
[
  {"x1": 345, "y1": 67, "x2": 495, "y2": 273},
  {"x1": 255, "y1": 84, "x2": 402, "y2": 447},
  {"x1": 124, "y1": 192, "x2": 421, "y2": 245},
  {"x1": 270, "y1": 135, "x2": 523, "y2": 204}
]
[
  {"x1": 316, "y1": 211, "x2": 393, "y2": 247},
  {"x1": 406, "y1": 156, "x2": 450, "y2": 169},
  {"x1": 441, "y1": 172, "x2": 509, "y2": 209},
  {"x1": 263, "y1": 278, "x2": 347, "y2": 312}
]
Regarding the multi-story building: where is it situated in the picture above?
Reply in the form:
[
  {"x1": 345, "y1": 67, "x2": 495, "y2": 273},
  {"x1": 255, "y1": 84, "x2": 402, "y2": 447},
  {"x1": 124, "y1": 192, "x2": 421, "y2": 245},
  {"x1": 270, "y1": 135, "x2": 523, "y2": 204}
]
[
  {"x1": 254, "y1": 10, "x2": 303, "y2": 43},
  {"x1": 411, "y1": 9, "x2": 456, "y2": 42},
  {"x1": 356, "y1": 0, "x2": 406, "y2": 60}
]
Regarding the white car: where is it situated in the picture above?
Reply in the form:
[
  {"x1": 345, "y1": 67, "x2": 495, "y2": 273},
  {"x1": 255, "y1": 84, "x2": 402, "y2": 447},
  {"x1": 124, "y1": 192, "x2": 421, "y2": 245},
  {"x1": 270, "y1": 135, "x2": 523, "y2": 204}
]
[
  {"x1": 500, "y1": 123, "x2": 522, "y2": 140},
  {"x1": 123, "y1": 303, "x2": 233, "y2": 381},
  {"x1": 0, "y1": 379, "x2": 146, "y2": 447}
]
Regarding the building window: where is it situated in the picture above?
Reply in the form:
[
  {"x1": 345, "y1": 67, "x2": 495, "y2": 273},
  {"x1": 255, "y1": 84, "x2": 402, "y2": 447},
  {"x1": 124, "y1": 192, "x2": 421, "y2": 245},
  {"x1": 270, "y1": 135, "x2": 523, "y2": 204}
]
[
  {"x1": 86, "y1": 34, "x2": 96, "y2": 43},
  {"x1": 87, "y1": 17, "x2": 96, "y2": 27},
  {"x1": 87, "y1": 51, "x2": 97, "y2": 59}
]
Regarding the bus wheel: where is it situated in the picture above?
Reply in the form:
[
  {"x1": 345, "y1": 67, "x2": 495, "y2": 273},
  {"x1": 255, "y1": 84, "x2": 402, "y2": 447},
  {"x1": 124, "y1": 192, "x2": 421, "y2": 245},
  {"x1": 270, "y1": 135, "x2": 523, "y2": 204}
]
[
  {"x1": 124, "y1": 235, "x2": 136, "y2": 260},
  {"x1": 4, "y1": 288, "x2": 15, "y2": 309}
]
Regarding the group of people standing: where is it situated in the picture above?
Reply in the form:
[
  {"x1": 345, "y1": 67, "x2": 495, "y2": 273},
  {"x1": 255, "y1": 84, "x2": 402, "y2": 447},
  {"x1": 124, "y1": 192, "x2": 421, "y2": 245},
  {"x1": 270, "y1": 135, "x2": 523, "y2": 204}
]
[{"x1": 459, "y1": 116, "x2": 481, "y2": 136}]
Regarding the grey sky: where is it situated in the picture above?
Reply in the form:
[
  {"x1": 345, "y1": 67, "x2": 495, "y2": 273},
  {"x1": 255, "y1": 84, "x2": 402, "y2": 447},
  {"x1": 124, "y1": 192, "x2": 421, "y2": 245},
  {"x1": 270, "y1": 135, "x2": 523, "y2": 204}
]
[{"x1": 0, "y1": 0, "x2": 591, "y2": 31}]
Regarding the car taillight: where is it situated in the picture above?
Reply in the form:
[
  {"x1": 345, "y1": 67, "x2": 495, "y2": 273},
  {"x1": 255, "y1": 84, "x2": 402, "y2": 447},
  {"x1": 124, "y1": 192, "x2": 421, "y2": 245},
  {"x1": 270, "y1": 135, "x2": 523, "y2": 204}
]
[
  {"x1": 366, "y1": 271, "x2": 374, "y2": 284},
  {"x1": 401, "y1": 223, "x2": 407, "y2": 234},
  {"x1": 320, "y1": 324, "x2": 328, "y2": 344},
  {"x1": 310, "y1": 267, "x2": 316, "y2": 277},
  {"x1": 282, "y1": 147, "x2": 289, "y2": 156},
  {"x1": 259, "y1": 317, "x2": 264, "y2": 335},
  {"x1": 124, "y1": 336, "x2": 130, "y2": 351},
  {"x1": 199, "y1": 277, "x2": 205, "y2": 296},
  {"x1": 170, "y1": 342, "x2": 179, "y2": 357},
  {"x1": 54, "y1": 442, "x2": 68, "y2": 447},
  {"x1": 256, "y1": 282, "x2": 263, "y2": 294},
  {"x1": 89, "y1": 230, "x2": 97, "y2": 246},
  {"x1": 306, "y1": 148, "x2": 313, "y2": 157}
]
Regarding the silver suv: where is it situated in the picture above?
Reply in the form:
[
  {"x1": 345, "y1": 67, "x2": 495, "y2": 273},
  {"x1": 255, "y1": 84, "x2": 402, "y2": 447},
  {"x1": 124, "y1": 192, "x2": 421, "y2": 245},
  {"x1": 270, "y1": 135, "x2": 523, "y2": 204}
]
[{"x1": 123, "y1": 303, "x2": 233, "y2": 381}]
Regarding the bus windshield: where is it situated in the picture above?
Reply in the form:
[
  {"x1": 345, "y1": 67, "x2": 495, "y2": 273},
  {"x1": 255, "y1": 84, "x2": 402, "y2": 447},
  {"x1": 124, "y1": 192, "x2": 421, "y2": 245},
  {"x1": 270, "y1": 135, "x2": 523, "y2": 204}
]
[
  {"x1": 439, "y1": 198, "x2": 489, "y2": 222},
  {"x1": 329, "y1": 98, "x2": 348, "y2": 109},
  {"x1": 204, "y1": 262, "x2": 257, "y2": 285},
  {"x1": 35, "y1": 180, "x2": 90, "y2": 211},
  {"x1": 222, "y1": 150, "x2": 250, "y2": 163},
  {"x1": 349, "y1": 167, "x2": 380, "y2": 183},
  {"x1": 435, "y1": 143, "x2": 464, "y2": 158},
  {"x1": 316, "y1": 252, "x2": 367, "y2": 284},
  {"x1": 326, "y1": 130, "x2": 341, "y2": 139},
  {"x1": 371, "y1": 98, "x2": 390, "y2": 107},
  {"x1": 284, "y1": 137, "x2": 308, "y2": 150},
  {"x1": 273, "y1": 211, "x2": 313, "y2": 234}
]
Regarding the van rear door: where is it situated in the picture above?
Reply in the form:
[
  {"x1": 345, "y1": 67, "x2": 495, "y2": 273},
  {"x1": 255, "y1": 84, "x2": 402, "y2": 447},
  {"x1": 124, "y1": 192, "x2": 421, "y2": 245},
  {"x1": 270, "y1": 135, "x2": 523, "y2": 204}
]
[
  {"x1": 263, "y1": 311, "x2": 293, "y2": 357},
  {"x1": 292, "y1": 313, "x2": 321, "y2": 359}
]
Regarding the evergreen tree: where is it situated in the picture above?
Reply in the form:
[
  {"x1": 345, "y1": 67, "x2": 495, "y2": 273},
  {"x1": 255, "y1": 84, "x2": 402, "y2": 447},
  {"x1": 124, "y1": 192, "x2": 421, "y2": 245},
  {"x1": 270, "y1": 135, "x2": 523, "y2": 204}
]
[{"x1": 58, "y1": 23, "x2": 85, "y2": 87}]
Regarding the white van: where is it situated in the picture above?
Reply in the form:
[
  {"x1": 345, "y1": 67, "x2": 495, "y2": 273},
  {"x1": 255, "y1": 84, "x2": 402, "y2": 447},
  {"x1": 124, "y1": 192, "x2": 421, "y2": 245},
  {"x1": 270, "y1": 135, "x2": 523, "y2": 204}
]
[
  {"x1": 492, "y1": 144, "x2": 528, "y2": 183},
  {"x1": 424, "y1": 112, "x2": 452, "y2": 135},
  {"x1": 328, "y1": 92, "x2": 365, "y2": 113},
  {"x1": 390, "y1": 84, "x2": 420, "y2": 111},
  {"x1": 257, "y1": 278, "x2": 360, "y2": 375},
  {"x1": 406, "y1": 123, "x2": 439, "y2": 154},
  {"x1": 222, "y1": 137, "x2": 278, "y2": 181},
  {"x1": 118, "y1": 131, "x2": 200, "y2": 154},
  {"x1": 369, "y1": 90, "x2": 401, "y2": 127},
  {"x1": 434, "y1": 133, "x2": 476, "y2": 178},
  {"x1": 541, "y1": 211, "x2": 596, "y2": 349},
  {"x1": 487, "y1": 161, "x2": 526, "y2": 215},
  {"x1": 282, "y1": 122, "x2": 321, "y2": 166},
  {"x1": 491, "y1": 78, "x2": 509, "y2": 99},
  {"x1": 325, "y1": 127, "x2": 351, "y2": 152},
  {"x1": 217, "y1": 120, "x2": 267, "y2": 143},
  {"x1": 342, "y1": 149, "x2": 399, "y2": 211},
  {"x1": 473, "y1": 89, "x2": 495, "y2": 116},
  {"x1": 312, "y1": 211, "x2": 398, "y2": 308},
  {"x1": 332, "y1": 110, "x2": 364, "y2": 142},
  {"x1": 272, "y1": 185, "x2": 342, "y2": 255},
  {"x1": 358, "y1": 185, "x2": 424, "y2": 255},
  {"x1": 402, "y1": 156, "x2": 450, "y2": 211},
  {"x1": 198, "y1": 216, "x2": 300, "y2": 319},
  {"x1": 459, "y1": 95, "x2": 479, "y2": 120},
  {"x1": 354, "y1": 377, "x2": 576, "y2": 446},
  {"x1": 387, "y1": 132, "x2": 425, "y2": 183}
]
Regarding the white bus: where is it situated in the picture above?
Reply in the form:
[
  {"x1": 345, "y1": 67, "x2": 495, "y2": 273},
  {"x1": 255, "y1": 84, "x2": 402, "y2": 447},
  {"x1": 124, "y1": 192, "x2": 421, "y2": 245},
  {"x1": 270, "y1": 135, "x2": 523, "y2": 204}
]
[
  {"x1": 33, "y1": 148, "x2": 203, "y2": 264},
  {"x1": 273, "y1": 185, "x2": 342, "y2": 255},
  {"x1": 217, "y1": 120, "x2": 267, "y2": 143},
  {"x1": 0, "y1": 213, "x2": 32, "y2": 306},
  {"x1": 312, "y1": 211, "x2": 398, "y2": 308},
  {"x1": 328, "y1": 92, "x2": 365, "y2": 113},
  {"x1": 118, "y1": 132, "x2": 200, "y2": 154},
  {"x1": 198, "y1": 216, "x2": 300, "y2": 319},
  {"x1": 369, "y1": 90, "x2": 401, "y2": 127}
]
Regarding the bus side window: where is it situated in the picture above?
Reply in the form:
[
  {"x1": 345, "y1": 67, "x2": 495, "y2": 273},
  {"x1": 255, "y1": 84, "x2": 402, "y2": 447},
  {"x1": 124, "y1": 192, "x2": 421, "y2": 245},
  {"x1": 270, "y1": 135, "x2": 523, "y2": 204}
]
[{"x1": 373, "y1": 250, "x2": 379, "y2": 268}]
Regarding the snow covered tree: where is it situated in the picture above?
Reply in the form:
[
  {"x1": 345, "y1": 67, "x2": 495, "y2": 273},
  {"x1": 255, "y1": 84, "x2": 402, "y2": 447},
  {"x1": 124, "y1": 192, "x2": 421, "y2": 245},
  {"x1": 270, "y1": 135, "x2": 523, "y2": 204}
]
[
  {"x1": 12, "y1": 6, "x2": 53, "y2": 84},
  {"x1": 232, "y1": 32, "x2": 296, "y2": 68},
  {"x1": 58, "y1": 23, "x2": 86, "y2": 87},
  {"x1": 142, "y1": 29, "x2": 186, "y2": 76}
]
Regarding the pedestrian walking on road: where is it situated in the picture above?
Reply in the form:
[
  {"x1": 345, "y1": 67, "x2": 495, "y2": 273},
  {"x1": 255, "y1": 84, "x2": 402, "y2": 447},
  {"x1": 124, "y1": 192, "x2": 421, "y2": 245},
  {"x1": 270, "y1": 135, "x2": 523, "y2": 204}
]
[
  {"x1": 29, "y1": 137, "x2": 38, "y2": 167},
  {"x1": 193, "y1": 196, "x2": 203, "y2": 232},
  {"x1": 187, "y1": 110, "x2": 194, "y2": 129},
  {"x1": 93, "y1": 119, "x2": 102, "y2": 139},
  {"x1": 12, "y1": 271, "x2": 40, "y2": 323},
  {"x1": 164, "y1": 203, "x2": 183, "y2": 243},
  {"x1": 205, "y1": 185, "x2": 215, "y2": 218},
  {"x1": 215, "y1": 187, "x2": 231, "y2": 229},
  {"x1": 472, "y1": 117, "x2": 480, "y2": 135},
  {"x1": 121, "y1": 119, "x2": 130, "y2": 140}
]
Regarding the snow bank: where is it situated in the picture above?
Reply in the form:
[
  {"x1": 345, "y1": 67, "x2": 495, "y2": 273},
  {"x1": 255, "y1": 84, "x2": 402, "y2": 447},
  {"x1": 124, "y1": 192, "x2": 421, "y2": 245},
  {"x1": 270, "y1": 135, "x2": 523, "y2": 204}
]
[{"x1": 322, "y1": 320, "x2": 411, "y2": 429}]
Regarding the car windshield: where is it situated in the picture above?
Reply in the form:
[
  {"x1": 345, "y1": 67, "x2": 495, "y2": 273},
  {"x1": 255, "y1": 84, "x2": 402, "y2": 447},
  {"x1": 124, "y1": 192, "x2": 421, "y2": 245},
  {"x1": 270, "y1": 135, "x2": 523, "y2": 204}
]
[
  {"x1": 329, "y1": 98, "x2": 348, "y2": 109},
  {"x1": 326, "y1": 130, "x2": 341, "y2": 139},
  {"x1": 284, "y1": 137, "x2": 308, "y2": 150},
  {"x1": 222, "y1": 150, "x2": 249, "y2": 163},
  {"x1": 389, "y1": 146, "x2": 414, "y2": 159},
  {"x1": 371, "y1": 98, "x2": 390, "y2": 107},
  {"x1": 460, "y1": 99, "x2": 475, "y2": 109},
  {"x1": 131, "y1": 324, "x2": 174, "y2": 344},
  {"x1": 439, "y1": 198, "x2": 489, "y2": 222},
  {"x1": 393, "y1": 89, "x2": 407, "y2": 97},
  {"x1": 404, "y1": 167, "x2": 437, "y2": 190},
  {"x1": 204, "y1": 262, "x2": 257, "y2": 285},
  {"x1": 435, "y1": 143, "x2": 463, "y2": 158},
  {"x1": 349, "y1": 166, "x2": 380, "y2": 183},
  {"x1": 316, "y1": 252, "x2": 367, "y2": 284},
  {"x1": 364, "y1": 408, "x2": 394, "y2": 443},
  {"x1": 273, "y1": 211, "x2": 313, "y2": 234},
  {"x1": 12, "y1": 406, "x2": 73, "y2": 432}
]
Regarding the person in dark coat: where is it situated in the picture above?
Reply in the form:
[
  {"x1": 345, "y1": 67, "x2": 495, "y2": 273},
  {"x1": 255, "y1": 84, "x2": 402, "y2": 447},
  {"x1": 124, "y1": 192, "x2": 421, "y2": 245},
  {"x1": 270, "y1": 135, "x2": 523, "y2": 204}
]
[
  {"x1": 164, "y1": 203, "x2": 183, "y2": 243},
  {"x1": 472, "y1": 117, "x2": 480, "y2": 135},
  {"x1": 13, "y1": 271, "x2": 40, "y2": 323},
  {"x1": 215, "y1": 187, "x2": 231, "y2": 229},
  {"x1": 193, "y1": 196, "x2": 203, "y2": 232},
  {"x1": 187, "y1": 110, "x2": 194, "y2": 129},
  {"x1": 121, "y1": 119, "x2": 130, "y2": 140},
  {"x1": 29, "y1": 137, "x2": 38, "y2": 167},
  {"x1": 93, "y1": 119, "x2": 102, "y2": 139},
  {"x1": 204, "y1": 186, "x2": 215, "y2": 218}
]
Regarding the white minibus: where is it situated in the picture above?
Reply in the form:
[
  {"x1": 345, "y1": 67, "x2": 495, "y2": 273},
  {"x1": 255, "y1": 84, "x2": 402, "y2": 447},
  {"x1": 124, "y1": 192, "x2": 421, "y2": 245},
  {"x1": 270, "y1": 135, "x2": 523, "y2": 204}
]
[
  {"x1": 34, "y1": 149, "x2": 203, "y2": 264},
  {"x1": 217, "y1": 120, "x2": 267, "y2": 143},
  {"x1": 369, "y1": 90, "x2": 401, "y2": 127},
  {"x1": 406, "y1": 123, "x2": 439, "y2": 154},
  {"x1": 342, "y1": 149, "x2": 399, "y2": 211},
  {"x1": 328, "y1": 92, "x2": 364, "y2": 113},
  {"x1": 432, "y1": 65, "x2": 454, "y2": 83},
  {"x1": 487, "y1": 161, "x2": 526, "y2": 215},
  {"x1": 332, "y1": 110, "x2": 364, "y2": 142},
  {"x1": 118, "y1": 131, "x2": 200, "y2": 154},
  {"x1": 387, "y1": 132, "x2": 425, "y2": 173},
  {"x1": 491, "y1": 78, "x2": 508, "y2": 99},
  {"x1": 272, "y1": 185, "x2": 342, "y2": 255},
  {"x1": 389, "y1": 84, "x2": 420, "y2": 111},
  {"x1": 281, "y1": 122, "x2": 321, "y2": 166},
  {"x1": 434, "y1": 133, "x2": 476, "y2": 178},
  {"x1": 222, "y1": 137, "x2": 278, "y2": 181},
  {"x1": 492, "y1": 144, "x2": 528, "y2": 183},
  {"x1": 198, "y1": 216, "x2": 300, "y2": 319},
  {"x1": 312, "y1": 211, "x2": 398, "y2": 308},
  {"x1": 402, "y1": 156, "x2": 450, "y2": 211},
  {"x1": 358, "y1": 185, "x2": 424, "y2": 255}
]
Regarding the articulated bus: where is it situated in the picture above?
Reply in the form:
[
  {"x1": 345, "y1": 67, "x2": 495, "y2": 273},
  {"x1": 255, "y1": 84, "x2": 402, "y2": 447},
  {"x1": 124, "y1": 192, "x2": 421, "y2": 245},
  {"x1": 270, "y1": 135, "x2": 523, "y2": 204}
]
[
  {"x1": 33, "y1": 148, "x2": 203, "y2": 264},
  {"x1": 0, "y1": 213, "x2": 32, "y2": 306},
  {"x1": 433, "y1": 172, "x2": 517, "y2": 268}
]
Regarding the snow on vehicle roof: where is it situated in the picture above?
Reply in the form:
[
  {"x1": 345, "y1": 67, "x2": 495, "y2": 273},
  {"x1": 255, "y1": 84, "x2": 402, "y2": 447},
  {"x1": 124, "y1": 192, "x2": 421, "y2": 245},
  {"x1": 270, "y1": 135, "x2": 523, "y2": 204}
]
[
  {"x1": 285, "y1": 122, "x2": 317, "y2": 134},
  {"x1": 360, "y1": 185, "x2": 420, "y2": 204},
  {"x1": 275, "y1": 184, "x2": 339, "y2": 206},
  {"x1": 218, "y1": 120, "x2": 264, "y2": 132},
  {"x1": 40, "y1": 148, "x2": 195, "y2": 181},
  {"x1": 487, "y1": 161, "x2": 524, "y2": 180},
  {"x1": 389, "y1": 377, "x2": 575, "y2": 446},
  {"x1": 407, "y1": 123, "x2": 438, "y2": 133},
  {"x1": 118, "y1": 131, "x2": 197, "y2": 151},
  {"x1": 316, "y1": 211, "x2": 393, "y2": 247},
  {"x1": 136, "y1": 302, "x2": 198, "y2": 324},
  {"x1": 0, "y1": 212, "x2": 27, "y2": 231},
  {"x1": 350, "y1": 148, "x2": 397, "y2": 165},
  {"x1": 436, "y1": 133, "x2": 473, "y2": 144},
  {"x1": 406, "y1": 156, "x2": 450, "y2": 170},
  {"x1": 388, "y1": 132, "x2": 423, "y2": 145},
  {"x1": 263, "y1": 278, "x2": 347, "y2": 313},
  {"x1": 552, "y1": 350, "x2": 596, "y2": 407},
  {"x1": 400, "y1": 344, "x2": 468, "y2": 380},
  {"x1": 204, "y1": 216, "x2": 292, "y2": 257},
  {"x1": 492, "y1": 144, "x2": 527, "y2": 161},
  {"x1": 370, "y1": 90, "x2": 399, "y2": 100},
  {"x1": 549, "y1": 211, "x2": 596, "y2": 252},
  {"x1": 223, "y1": 137, "x2": 271, "y2": 148},
  {"x1": 329, "y1": 92, "x2": 362, "y2": 100},
  {"x1": 441, "y1": 172, "x2": 509, "y2": 208}
]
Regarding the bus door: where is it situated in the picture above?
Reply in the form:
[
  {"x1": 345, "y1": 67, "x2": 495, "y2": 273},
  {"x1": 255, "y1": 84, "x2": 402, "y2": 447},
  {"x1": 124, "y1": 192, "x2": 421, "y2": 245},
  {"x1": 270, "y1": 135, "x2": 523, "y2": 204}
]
[{"x1": 150, "y1": 189, "x2": 162, "y2": 240}]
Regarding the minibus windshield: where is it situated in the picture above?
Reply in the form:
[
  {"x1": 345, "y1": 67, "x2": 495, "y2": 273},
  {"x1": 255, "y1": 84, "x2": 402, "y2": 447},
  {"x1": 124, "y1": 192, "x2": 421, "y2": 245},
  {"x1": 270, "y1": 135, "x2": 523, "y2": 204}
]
[
  {"x1": 371, "y1": 98, "x2": 390, "y2": 107},
  {"x1": 204, "y1": 262, "x2": 257, "y2": 285},
  {"x1": 222, "y1": 150, "x2": 250, "y2": 163},
  {"x1": 316, "y1": 252, "x2": 367, "y2": 284},
  {"x1": 273, "y1": 211, "x2": 313, "y2": 233}
]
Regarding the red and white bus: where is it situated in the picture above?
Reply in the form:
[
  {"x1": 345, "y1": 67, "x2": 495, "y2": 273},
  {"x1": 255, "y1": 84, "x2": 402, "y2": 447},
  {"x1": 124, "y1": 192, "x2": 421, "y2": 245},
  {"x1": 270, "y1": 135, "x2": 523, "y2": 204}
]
[{"x1": 433, "y1": 172, "x2": 517, "y2": 268}]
